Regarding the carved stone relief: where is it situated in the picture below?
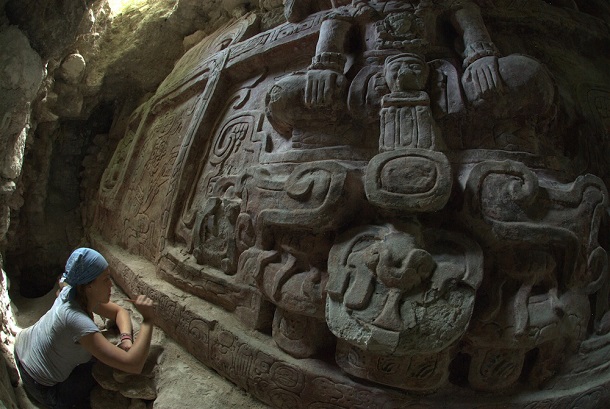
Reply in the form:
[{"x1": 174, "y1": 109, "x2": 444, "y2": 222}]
[
  {"x1": 94, "y1": 2, "x2": 610, "y2": 407},
  {"x1": 328, "y1": 224, "x2": 483, "y2": 391}
]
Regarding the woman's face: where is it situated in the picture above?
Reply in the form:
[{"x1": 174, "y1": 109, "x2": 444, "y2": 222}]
[{"x1": 86, "y1": 269, "x2": 113, "y2": 305}]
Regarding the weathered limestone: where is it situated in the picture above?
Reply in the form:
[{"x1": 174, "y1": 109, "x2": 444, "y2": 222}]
[
  {"x1": 0, "y1": 23, "x2": 43, "y2": 408},
  {"x1": 0, "y1": 26, "x2": 43, "y2": 240},
  {"x1": 0, "y1": 268, "x2": 18, "y2": 409},
  {"x1": 89, "y1": 1, "x2": 610, "y2": 407},
  {"x1": 2, "y1": 0, "x2": 278, "y2": 291}
]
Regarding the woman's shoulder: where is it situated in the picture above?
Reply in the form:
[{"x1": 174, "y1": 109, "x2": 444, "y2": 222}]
[
  {"x1": 59, "y1": 300, "x2": 88, "y2": 318},
  {"x1": 59, "y1": 303, "x2": 99, "y2": 335},
  {"x1": 53, "y1": 296, "x2": 91, "y2": 323}
]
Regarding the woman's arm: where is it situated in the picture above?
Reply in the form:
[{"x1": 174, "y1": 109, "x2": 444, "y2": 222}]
[
  {"x1": 94, "y1": 301, "x2": 134, "y2": 350},
  {"x1": 80, "y1": 295, "x2": 155, "y2": 374}
]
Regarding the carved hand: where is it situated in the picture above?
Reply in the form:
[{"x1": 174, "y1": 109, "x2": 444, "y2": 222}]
[
  {"x1": 304, "y1": 69, "x2": 347, "y2": 108},
  {"x1": 462, "y1": 56, "x2": 504, "y2": 104}
]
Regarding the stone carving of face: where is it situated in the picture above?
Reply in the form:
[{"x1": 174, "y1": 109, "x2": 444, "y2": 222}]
[{"x1": 384, "y1": 54, "x2": 429, "y2": 92}]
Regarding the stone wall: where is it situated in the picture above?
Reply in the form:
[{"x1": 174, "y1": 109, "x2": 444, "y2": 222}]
[{"x1": 89, "y1": 0, "x2": 610, "y2": 407}]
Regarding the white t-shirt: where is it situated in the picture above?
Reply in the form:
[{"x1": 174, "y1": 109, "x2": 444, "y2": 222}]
[{"x1": 15, "y1": 286, "x2": 100, "y2": 386}]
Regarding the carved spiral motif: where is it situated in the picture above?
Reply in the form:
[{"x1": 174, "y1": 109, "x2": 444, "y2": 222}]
[{"x1": 211, "y1": 114, "x2": 255, "y2": 165}]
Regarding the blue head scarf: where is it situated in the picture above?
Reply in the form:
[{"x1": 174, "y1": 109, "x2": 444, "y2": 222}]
[{"x1": 61, "y1": 248, "x2": 108, "y2": 301}]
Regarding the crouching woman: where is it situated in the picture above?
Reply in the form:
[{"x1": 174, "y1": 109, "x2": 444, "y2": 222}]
[{"x1": 14, "y1": 247, "x2": 155, "y2": 408}]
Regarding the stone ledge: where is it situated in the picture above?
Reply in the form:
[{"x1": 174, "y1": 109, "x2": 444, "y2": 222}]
[{"x1": 92, "y1": 236, "x2": 610, "y2": 409}]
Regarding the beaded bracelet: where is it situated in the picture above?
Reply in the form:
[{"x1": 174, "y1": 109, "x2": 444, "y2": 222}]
[
  {"x1": 120, "y1": 332, "x2": 133, "y2": 343},
  {"x1": 308, "y1": 52, "x2": 347, "y2": 72}
]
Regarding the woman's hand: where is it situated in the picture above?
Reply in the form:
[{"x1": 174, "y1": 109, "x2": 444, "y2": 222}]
[
  {"x1": 118, "y1": 339, "x2": 133, "y2": 351},
  {"x1": 132, "y1": 295, "x2": 155, "y2": 323}
]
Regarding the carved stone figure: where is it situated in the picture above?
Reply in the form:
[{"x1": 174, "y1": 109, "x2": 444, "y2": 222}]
[
  {"x1": 92, "y1": 2, "x2": 610, "y2": 407},
  {"x1": 327, "y1": 223, "x2": 483, "y2": 391},
  {"x1": 268, "y1": 0, "x2": 556, "y2": 154}
]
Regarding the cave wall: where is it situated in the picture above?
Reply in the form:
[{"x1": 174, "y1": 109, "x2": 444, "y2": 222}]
[
  {"x1": 0, "y1": 8, "x2": 44, "y2": 409},
  {"x1": 2, "y1": 0, "x2": 282, "y2": 293},
  {"x1": 0, "y1": 1, "x2": 283, "y2": 407}
]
